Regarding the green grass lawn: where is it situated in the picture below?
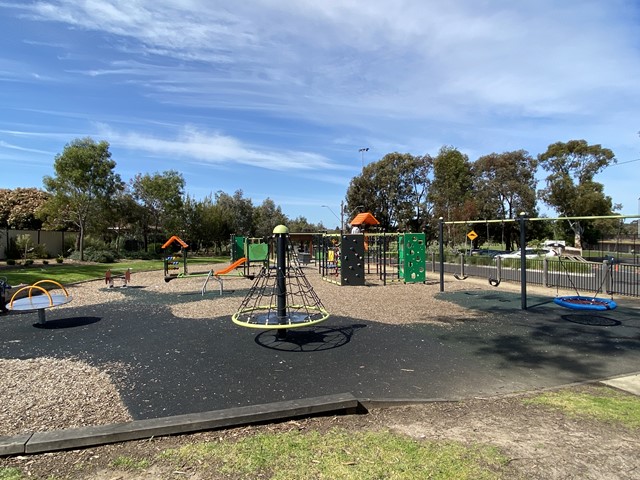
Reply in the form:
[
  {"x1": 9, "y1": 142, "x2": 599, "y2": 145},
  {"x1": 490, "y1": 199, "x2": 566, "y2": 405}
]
[{"x1": 0, "y1": 257, "x2": 228, "y2": 286}]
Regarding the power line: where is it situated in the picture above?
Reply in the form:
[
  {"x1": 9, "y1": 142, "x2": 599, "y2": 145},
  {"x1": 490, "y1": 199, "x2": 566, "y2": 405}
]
[{"x1": 609, "y1": 157, "x2": 640, "y2": 167}]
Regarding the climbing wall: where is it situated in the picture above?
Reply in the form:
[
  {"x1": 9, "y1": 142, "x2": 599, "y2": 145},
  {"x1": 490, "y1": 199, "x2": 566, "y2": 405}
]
[
  {"x1": 340, "y1": 234, "x2": 365, "y2": 286},
  {"x1": 399, "y1": 233, "x2": 426, "y2": 283}
]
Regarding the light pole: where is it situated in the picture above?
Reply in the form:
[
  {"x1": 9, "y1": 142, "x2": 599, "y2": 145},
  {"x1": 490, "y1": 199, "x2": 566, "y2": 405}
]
[
  {"x1": 344, "y1": 204, "x2": 364, "y2": 226},
  {"x1": 359, "y1": 147, "x2": 369, "y2": 171},
  {"x1": 321, "y1": 205, "x2": 341, "y2": 231}
]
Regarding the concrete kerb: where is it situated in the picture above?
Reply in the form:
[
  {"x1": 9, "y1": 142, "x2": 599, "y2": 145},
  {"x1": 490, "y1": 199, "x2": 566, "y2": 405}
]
[{"x1": 0, "y1": 392, "x2": 360, "y2": 457}]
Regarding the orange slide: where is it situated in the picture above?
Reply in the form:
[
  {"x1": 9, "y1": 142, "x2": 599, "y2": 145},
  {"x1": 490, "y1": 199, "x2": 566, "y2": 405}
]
[{"x1": 214, "y1": 257, "x2": 247, "y2": 276}]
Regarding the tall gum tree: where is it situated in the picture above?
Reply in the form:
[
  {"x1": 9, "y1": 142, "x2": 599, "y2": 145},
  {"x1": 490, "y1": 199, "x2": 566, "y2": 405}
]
[
  {"x1": 473, "y1": 150, "x2": 538, "y2": 250},
  {"x1": 538, "y1": 140, "x2": 617, "y2": 248},
  {"x1": 346, "y1": 152, "x2": 431, "y2": 231},
  {"x1": 131, "y1": 170, "x2": 185, "y2": 250},
  {"x1": 42, "y1": 138, "x2": 123, "y2": 261},
  {"x1": 429, "y1": 146, "x2": 475, "y2": 244}
]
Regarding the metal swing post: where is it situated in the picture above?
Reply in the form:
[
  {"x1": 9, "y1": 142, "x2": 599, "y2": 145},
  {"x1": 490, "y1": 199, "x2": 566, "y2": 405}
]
[{"x1": 519, "y1": 212, "x2": 527, "y2": 310}]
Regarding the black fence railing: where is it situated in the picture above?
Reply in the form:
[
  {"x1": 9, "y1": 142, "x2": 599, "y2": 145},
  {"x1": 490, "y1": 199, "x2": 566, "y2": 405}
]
[{"x1": 427, "y1": 255, "x2": 639, "y2": 298}]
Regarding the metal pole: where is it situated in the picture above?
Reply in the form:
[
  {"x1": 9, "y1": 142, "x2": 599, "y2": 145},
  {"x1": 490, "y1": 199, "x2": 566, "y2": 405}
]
[
  {"x1": 519, "y1": 212, "x2": 527, "y2": 310},
  {"x1": 439, "y1": 218, "x2": 444, "y2": 292},
  {"x1": 359, "y1": 147, "x2": 369, "y2": 171},
  {"x1": 274, "y1": 225, "x2": 289, "y2": 340}
]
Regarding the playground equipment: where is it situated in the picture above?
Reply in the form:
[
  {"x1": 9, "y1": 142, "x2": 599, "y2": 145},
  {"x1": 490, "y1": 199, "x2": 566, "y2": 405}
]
[
  {"x1": 553, "y1": 256, "x2": 617, "y2": 311},
  {"x1": 163, "y1": 235, "x2": 189, "y2": 280},
  {"x1": 230, "y1": 235, "x2": 270, "y2": 277},
  {"x1": 316, "y1": 230, "x2": 427, "y2": 286},
  {"x1": 0, "y1": 277, "x2": 11, "y2": 313},
  {"x1": 6, "y1": 280, "x2": 72, "y2": 324},
  {"x1": 105, "y1": 268, "x2": 131, "y2": 288},
  {"x1": 200, "y1": 257, "x2": 248, "y2": 295},
  {"x1": 316, "y1": 233, "x2": 366, "y2": 286},
  {"x1": 232, "y1": 225, "x2": 329, "y2": 339},
  {"x1": 163, "y1": 235, "x2": 256, "y2": 283},
  {"x1": 438, "y1": 214, "x2": 639, "y2": 310}
]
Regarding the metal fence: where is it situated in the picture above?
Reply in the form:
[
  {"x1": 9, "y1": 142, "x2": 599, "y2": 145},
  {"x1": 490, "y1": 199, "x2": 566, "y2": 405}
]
[
  {"x1": 0, "y1": 229, "x2": 77, "y2": 260},
  {"x1": 427, "y1": 255, "x2": 639, "y2": 298}
]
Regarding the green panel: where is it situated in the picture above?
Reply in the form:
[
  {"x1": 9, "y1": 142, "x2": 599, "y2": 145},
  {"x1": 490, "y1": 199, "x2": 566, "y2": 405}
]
[
  {"x1": 247, "y1": 243, "x2": 269, "y2": 262},
  {"x1": 232, "y1": 236, "x2": 245, "y2": 262},
  {"x1": 400, "y1": 233, "x2": 426, "y2": 283}
]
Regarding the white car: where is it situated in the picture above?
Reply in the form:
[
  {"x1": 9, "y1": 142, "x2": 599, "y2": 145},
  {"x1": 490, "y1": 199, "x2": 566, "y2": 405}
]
[{"x1": 494, "y1": 248, "x2": 558, "y2": 259}]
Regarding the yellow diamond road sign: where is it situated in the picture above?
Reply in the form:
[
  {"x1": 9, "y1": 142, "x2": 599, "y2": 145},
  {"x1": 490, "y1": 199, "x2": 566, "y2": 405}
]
[{"x1": 467, "y1": 230, "x2": 478, "y2": 241}]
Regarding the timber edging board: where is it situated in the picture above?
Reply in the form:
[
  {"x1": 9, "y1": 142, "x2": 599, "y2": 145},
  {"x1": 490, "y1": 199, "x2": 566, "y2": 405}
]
[{"x1": 0, "y1": 393, "x2": 359, "y2": 456}]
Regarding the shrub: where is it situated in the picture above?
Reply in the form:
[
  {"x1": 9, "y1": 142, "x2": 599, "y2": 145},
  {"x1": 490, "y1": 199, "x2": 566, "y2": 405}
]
[
  {"x1": 15, "y1": 234, "x2": 33, "y2": 260},
  {"x1": 24, "y1": 259, "x2": 34, "y2": 266},
  {"x1": 42, "y1": 259, "x2": 49, "y2": 265},
  {"x1": 69, "y1": 247, "x2": 118, "y2": 263},
  {"x1": 29, "y1": 243, "x2": 48, "y2": 259},
  {"x1": 6, "y1": 259, "x2": 16, "y2": 266},
  {"x1": 56, "y1": 256, "x2": 64, "y2": 264}
]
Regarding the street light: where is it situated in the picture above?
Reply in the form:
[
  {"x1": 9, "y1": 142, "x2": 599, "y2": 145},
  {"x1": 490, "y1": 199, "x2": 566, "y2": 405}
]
[
  {"x1": 321, "y1": 205, "x2": 340, "y2": 230},
  {"x1": 359, "y1": 147, "x2": 369, "y2": 171},
  {"x1": 345, "y1": 204, "x2": 364, "y2": 221}
]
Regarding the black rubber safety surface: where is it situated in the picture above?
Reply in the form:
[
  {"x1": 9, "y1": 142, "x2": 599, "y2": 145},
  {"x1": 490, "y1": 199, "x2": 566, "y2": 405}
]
[{"x1": 1, "y1": 287, "x2": 639, "y2": 421}]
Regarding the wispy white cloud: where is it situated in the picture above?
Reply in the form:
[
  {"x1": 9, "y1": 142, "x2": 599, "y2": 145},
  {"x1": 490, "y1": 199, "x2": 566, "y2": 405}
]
[
  {"x1": 0, "y1": 140, "x2": 52, "y2": 155},
  {"x1": 16, "y1": 0, "x2": 640, "y2": 122},
  {"x1": 95, "y1": 123, "x2": 346, "y2": 172},
  {"x1": 2, "y1": 0, "x2": 640, "y2": 217}
]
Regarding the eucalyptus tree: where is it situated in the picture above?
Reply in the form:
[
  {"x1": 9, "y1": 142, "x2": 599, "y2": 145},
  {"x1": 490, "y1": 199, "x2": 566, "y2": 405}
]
[
  {"x1": 253, "y1": 198, "x2": 288, "y2": 238},
  {"x1": 346, "y1": 152, "x2": 430, "y2": 230},
  {"x1": 428, "y1": 146, "x2": 474, "y2": 244},
  {"x1": 42, "y1": 138, "x2": 123, "y2": 260},
  {"x1": 215, "y1": 190, "x2": 254, "y2": 237},
  {"x1": 131, "y1": 170, "x2": 185, "y2": 250},
  {"x1": 473, "y1": 150, "x2": 538, "y2": 250},
  {"x1": 538, "y1": 140, "x2": 617, "y2": 248}
]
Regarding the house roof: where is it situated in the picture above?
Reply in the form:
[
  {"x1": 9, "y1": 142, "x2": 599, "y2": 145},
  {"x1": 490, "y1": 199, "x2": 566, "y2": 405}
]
[
  {"x1": 161, "y1": 235, "x2": 189, "y2": 249},
  {"x1": 349, "y1": 212, "x2": 380, "y2": 226}
]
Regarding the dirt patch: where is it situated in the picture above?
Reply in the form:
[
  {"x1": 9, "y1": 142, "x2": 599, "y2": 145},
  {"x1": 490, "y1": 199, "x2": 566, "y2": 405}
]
[{"x1": 1, "y1": 384, "x2": 638, "y2": 479}]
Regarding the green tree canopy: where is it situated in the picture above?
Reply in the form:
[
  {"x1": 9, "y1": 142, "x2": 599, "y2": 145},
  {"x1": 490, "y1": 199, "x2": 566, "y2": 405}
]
[
  {"x1": 538, "y1": 139, "x2": 617, "y2": 247},
  {"x1": 42, "y1": 138, "x2": 123, "y2": 260},
  {"x1": 253, "y1": 198, "x2": 288, "y2": 238},
  {"x1": 473, "y1": 150, "x2": 538, "y2": 250},
  {"x1": 215, "y1": 190, "x2": 254, "y2": 236},
  {"x1": 131, "y1": 170, "x2": 185, "y2": 249},
  {"x1": 346, "y1": 152, "x2": 430, "y2": 230}
]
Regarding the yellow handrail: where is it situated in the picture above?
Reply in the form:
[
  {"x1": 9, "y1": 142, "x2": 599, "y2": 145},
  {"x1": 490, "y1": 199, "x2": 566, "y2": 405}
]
[
  {"x1": 32, "y1": 279, "x2": 69, "y2": 297},
  {"x1": 9, "y1": 285, "x2": 53, "y2": 308}
]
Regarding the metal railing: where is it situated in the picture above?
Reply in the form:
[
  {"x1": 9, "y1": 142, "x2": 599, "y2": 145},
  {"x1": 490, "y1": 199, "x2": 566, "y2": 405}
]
[{"x1": 428, "y1": 255, "x2": 639, "y2": 298}]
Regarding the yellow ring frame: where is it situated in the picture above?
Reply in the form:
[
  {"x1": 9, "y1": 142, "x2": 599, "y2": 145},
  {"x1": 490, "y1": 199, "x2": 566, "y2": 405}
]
[{"x1": 232, "y1": 305, "x2": 329, "y2": 330}]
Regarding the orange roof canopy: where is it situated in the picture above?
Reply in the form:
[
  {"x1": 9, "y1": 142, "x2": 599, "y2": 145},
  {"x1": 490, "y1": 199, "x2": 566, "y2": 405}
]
[
  {"x1": 349, "y1": 212, "x2": 380, "y2": 226},
  {"x1": 162, "y1": 235, "x2": 189, "y2": 249}
]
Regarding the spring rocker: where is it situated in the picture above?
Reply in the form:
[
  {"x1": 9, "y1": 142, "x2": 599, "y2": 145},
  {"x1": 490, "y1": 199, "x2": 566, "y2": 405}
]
[
  {"x1": 232, "y1": 225, "x2": 329, "y2": 340},
  {"x1": 5, "y1": 280, "x2": 72, "y2": 324}
]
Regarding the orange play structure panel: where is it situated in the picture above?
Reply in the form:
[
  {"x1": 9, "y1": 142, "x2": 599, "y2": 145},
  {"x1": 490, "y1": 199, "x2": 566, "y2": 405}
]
[{"x1": 349, "y1": 212, "x2": 380, "y2": 226}]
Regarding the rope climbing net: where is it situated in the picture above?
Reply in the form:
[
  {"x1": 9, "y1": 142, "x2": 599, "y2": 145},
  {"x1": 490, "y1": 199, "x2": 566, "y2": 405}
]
[{"x1": 232, "y1": 243, "x2": 329, "y2": 329}]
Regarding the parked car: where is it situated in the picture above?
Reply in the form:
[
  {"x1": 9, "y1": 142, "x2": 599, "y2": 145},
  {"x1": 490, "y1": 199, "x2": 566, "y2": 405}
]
[
  {"x1": 470, "y1": 249, "x2": 508, "y2": 258},
  {"x1": 494, "y1": 248, "x2": 558, "y2": 259}
]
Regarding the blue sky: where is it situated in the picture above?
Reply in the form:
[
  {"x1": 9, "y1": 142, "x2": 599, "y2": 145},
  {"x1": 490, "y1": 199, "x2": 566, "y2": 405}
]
[{"x1": 1, "y1": 0, "x2": 639, "y2": 229}]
